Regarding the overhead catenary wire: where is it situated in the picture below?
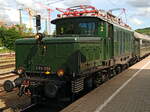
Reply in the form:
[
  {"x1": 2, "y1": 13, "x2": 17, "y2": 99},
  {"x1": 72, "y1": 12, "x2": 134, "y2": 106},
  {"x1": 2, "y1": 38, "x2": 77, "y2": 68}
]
[
  {"x1": 107, "y1": 0, "x2": 118, "y2": 7},
  {"x1": 47, "y1": 0, "x2": 66, "y2": 5},
  {"x1": 106, "y1": 0, "x2": 128, "y2": 24},
  {"x1": 109, "y1": 8, "x2": 128, "y2": 24}
]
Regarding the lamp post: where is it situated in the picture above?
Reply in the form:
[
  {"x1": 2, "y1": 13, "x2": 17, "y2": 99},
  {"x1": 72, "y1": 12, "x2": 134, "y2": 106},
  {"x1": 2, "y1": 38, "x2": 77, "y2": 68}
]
[{"x1": 18, "y1": 8, "x2": 23, "y2": 33}]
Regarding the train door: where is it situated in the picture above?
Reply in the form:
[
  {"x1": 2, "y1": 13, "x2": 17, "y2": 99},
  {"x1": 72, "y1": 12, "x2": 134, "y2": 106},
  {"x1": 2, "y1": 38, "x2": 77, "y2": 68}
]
[
  {"x1": 98, "y1": 20, "x2": 106, "y2": 60},
  {"x1": 102, "y1": 23, "x2": 114, "y2": 60},
  {"x1": 134, "y1": 38, "x2": 140, "y2": 57},
  {"x1": 98, "y1": 21, "x2": 114, "y2": 60}
]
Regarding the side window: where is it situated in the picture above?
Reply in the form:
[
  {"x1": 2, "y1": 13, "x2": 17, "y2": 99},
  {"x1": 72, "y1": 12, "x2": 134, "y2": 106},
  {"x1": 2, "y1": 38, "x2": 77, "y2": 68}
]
[
  {"x1": 79, "y1": 23, "x2": 88, "y2": 34},
  {"x1": 78, "y1": 22, "x2": 96, "y2": 36},
  {"x1": 108, "y1": 24, "x2": 113, "y2": 38},
  {"x1": 56, "y1": 19, "x2": 99, "y2": 37},
  {"x1": 56, "y1": 21, "x2": 77, "y2": 35},
  {"x1": 88, "y1": 22, "x2": 96, "y2": 35}
]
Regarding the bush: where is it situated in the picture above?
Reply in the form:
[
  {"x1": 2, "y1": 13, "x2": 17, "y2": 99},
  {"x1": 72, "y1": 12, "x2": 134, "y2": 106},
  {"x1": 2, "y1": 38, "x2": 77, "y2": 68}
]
[{"x1": 0, "y1": 27, "x2": 23, "y2": 51}]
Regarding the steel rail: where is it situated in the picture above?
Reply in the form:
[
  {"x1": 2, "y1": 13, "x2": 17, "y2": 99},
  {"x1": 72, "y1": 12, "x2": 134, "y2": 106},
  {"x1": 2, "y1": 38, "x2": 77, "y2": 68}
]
[
  {"x1": 0, "y1": 60, "x2": 15, "y2": 64},
  {"x1": 0, "y1": 64, "x2": 15, "y2": 69}
]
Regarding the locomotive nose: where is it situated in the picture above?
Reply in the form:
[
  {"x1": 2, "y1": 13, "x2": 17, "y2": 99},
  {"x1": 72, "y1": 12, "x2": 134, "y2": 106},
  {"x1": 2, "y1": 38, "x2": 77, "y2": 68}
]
[{"x1": 44, "y1": 82, "x2": 58, "y2": 98}]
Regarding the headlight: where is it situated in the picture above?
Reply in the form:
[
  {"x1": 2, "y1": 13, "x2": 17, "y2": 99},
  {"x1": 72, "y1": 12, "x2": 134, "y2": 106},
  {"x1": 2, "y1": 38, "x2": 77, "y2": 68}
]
[
  {"x1": 57, "y1": 69, "x2": 64, "y2": 77},
  {"x1": 16, "y1": 67, "x2": 25, "y2": 75},
  {"x1": 35, "y1": 33, "x2": 44, "y2": 40},
  {"x1": 35, "y1": 34, "x2": 40, "y2": 39},
  {"x1": 45, "y1": 71, "x2": 51, "y2": 75}
]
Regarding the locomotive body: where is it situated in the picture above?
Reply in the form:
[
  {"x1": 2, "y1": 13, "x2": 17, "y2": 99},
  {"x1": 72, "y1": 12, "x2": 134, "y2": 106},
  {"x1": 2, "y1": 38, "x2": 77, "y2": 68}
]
[{"x1": 3, "y1": 6, "x2": 150, "y2": 103}]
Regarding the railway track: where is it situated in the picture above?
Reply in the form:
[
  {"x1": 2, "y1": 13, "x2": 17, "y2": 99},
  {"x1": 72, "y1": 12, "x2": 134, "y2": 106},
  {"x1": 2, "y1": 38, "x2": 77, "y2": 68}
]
[
  {"x1": 0, "y1": 54, "x2": 16, "y2": 93},
  {"x1": 0, "y1": 85, "x2": 4, "y2": 93},
  {"x1": 0, "y1": 89, "x2": 30, "y2": 112},
  {"x1": 0, "y1": 56, "x2": 15, "y2": 74},
  {"x1": 0, "y1": 54, "x2": 15, "y2": 70},
  {"x1": 0, "y1": 60, "x2": 15, "y2": 64},
  {"x1": 0, "y1": 72, "x2": 17, "y2": 80},
  {"x1": 0, "y1": 64, "x2": 15, "y2": 69},
  {"x1": 0, "y1": 53, "x2": 15, "y2": 58}
]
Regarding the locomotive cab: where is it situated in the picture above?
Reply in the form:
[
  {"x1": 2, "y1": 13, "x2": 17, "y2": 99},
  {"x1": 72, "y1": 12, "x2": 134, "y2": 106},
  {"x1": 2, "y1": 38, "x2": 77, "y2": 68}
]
[{"x1": 51, "y1": 17, "x2": 101, "y2": 37}]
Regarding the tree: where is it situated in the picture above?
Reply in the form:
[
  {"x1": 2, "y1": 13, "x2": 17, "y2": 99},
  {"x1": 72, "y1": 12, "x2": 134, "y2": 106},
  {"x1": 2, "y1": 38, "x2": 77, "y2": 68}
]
[
  {"x1": 0, "y1": 26, "x2": 7, "y2": 47},
  {"x1": 0, "y1": 27, "x2": 23, "y2": 51},
  {"x1": 136, "y1": 27, "x2": 150, "y2": 36},
  {"x1": 15, "y1": 24, "x2": 34, "y2": 36},
  {"x1": 0, "y1": 24, "x2": 34, "y2": 51}
]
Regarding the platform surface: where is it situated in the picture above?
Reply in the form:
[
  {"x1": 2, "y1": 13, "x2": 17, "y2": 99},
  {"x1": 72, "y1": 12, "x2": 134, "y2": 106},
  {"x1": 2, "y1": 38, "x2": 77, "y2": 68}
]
[{"x1": 61, "y1": 56, "x2": 150, "y2": 112}]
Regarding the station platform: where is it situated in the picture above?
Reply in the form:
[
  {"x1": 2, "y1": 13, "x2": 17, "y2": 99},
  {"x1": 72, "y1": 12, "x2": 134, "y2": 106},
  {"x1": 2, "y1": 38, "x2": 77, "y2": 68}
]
[{"x1": 61, "y1": 56, "x2": 150, "y2": 112}]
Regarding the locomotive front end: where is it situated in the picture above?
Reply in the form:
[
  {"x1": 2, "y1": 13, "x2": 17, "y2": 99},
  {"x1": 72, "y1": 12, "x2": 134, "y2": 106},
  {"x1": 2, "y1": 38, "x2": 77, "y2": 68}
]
[{"x1": 4, "y1": 36, "x2": 80, "y2": 102}]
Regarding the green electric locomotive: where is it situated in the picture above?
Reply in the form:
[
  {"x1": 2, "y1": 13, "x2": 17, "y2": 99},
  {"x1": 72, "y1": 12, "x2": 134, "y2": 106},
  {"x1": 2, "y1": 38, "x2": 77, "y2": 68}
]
[{"x1": 4, "y1": 5, "x2": 149, "y2": 103}]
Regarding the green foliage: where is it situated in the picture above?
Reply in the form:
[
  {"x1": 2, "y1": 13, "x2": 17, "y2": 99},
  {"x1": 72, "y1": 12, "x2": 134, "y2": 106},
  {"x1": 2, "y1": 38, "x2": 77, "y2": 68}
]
[
  {"x1": 15, "y1": 24, "x2": 33, "y2": 36},
  {"x1": 0, "y1": 24, "x2": 34, "y2": 51},
  {"x1": 0, "y1": 48, "x2": 12, "y2": 53},
  {"x1": 0, "y1": 38, "x2": 2, "y2": 47},
  {"x1": 0, "y1": 26, "x2": 23, "y2": 51},
  {"x1": 136, "y1": 27, "x2": 150, "y2": 35}
]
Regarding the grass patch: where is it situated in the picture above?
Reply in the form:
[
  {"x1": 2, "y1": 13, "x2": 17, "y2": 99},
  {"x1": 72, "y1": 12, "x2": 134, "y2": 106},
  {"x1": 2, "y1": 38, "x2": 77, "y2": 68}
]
[{"x1": 0, "y1": 48, "x2": 14, "y2": 53}]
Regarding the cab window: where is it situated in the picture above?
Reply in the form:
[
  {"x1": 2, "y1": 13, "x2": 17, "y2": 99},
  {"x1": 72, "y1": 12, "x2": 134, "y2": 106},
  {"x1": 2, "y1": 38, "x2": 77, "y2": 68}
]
[{"x1": 53, "y1": 18, "x2": 98, "y2": 37}]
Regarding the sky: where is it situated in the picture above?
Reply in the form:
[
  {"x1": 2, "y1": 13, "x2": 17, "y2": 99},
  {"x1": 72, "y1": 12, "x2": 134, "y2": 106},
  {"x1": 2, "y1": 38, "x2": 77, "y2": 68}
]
[{"x1": 0, "y1": 0, "x2": 149, "y2": 32}]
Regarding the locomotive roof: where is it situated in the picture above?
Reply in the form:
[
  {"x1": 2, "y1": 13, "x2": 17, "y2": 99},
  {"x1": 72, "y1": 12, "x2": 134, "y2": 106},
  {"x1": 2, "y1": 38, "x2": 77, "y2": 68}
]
[
  {"x1": 55, "y1": 5, "x2": 132, "y2": 31},
  {"x1": 51, "y1": 16, "x2": 133, "y2": 32},
  {"x1": 51, "y1": 16, "x2": 99, "y2": 24}
]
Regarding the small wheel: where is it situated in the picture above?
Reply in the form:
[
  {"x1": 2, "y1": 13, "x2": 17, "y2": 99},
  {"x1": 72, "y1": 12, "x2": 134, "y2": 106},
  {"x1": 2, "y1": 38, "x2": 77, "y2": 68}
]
[
  {"x1": 101, "y1": 74, "x2": 105, "y2": 82},
  {"x1": 3, "y1": 80, "x2": 15, "y2": 92},
  {"x1": 116, "y1": 66, "x2": 121, "y2": 74},
  {"x1": 112, "y1": 69, "x2": 117, "y2": 76},
  {"x1": 102, "y1": 72, "x2": 108, "y2": 82},
  {"x1": 93, "y1": 74, "x2": 102, "y2": 87}
]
